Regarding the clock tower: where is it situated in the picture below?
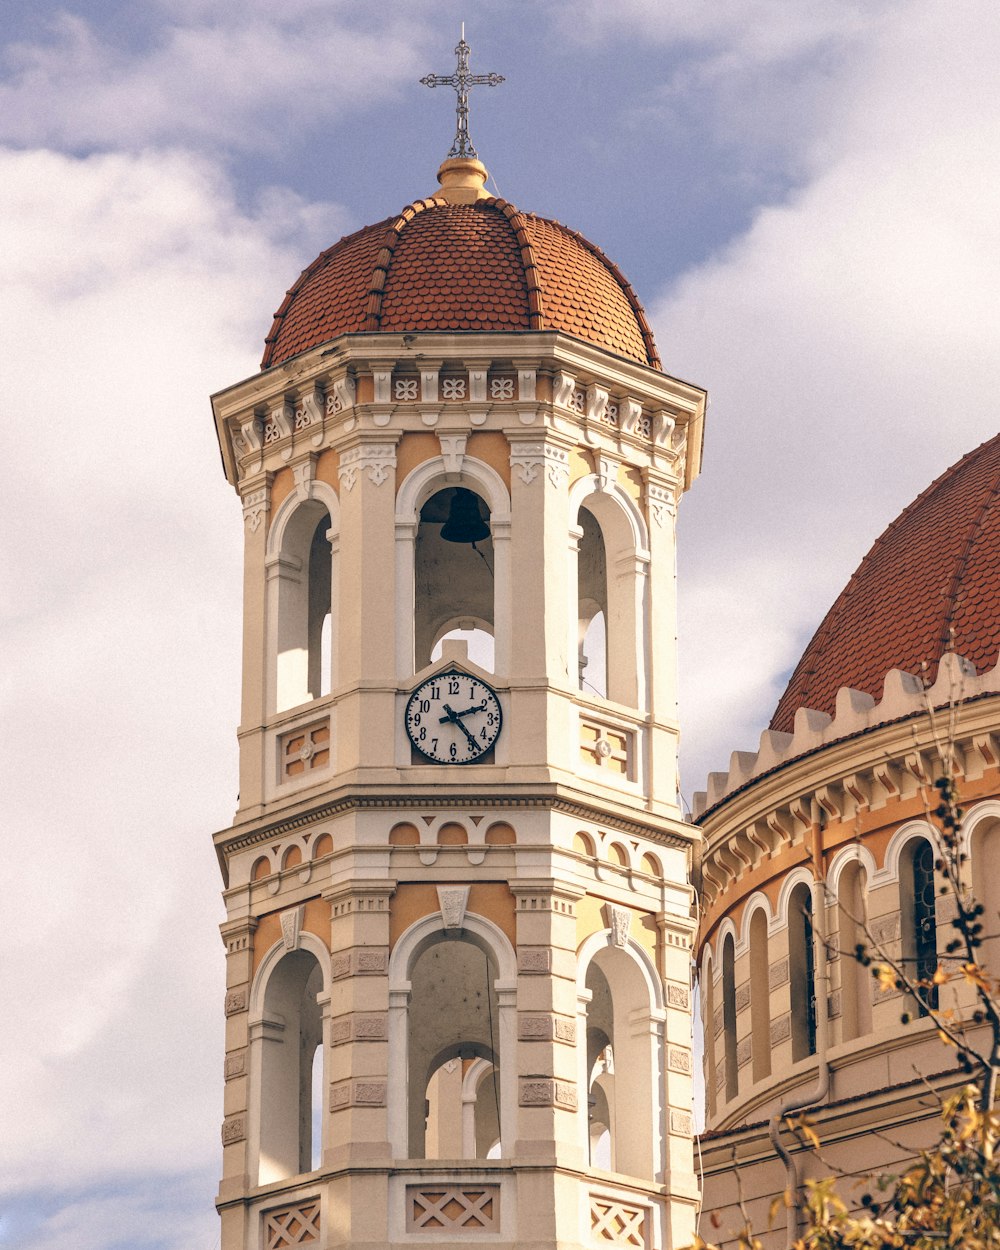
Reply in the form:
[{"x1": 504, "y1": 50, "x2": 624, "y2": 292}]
[{"x1": 210, "y1": 105, "x2": 706, "y2": 1248}]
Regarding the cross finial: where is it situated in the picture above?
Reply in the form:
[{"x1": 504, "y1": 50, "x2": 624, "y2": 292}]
[{"x1": 420, "y1": 26, "x2": 504, "y2": 160}]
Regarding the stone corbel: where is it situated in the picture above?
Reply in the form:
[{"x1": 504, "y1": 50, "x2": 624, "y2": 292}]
[
  {"x1": 815, "y1": 785, "x2": 843, "y2": 822},
  {"x1": 586, "y1": 384, "x2": 609, "y2": 424},
  {"x1": 332, "y1": 373, "x2": 356, "y2": 413},
  {"x1": 844, "y1": 773, "x2": 871, "y2": 809},
  {"x1": 873, "y1": 761, "x2": 901, "y2": 802},
  {"x1": 468, "y1": 365, "x2": 488, "y2": 403},
  {"x1": 652, "y1": 410, "x2": 676, "y2": 448},
  {"x1": 552, "y1": 370, "x2": 576, "y2": 408},
  {"x1": 764, "y1": 808, "x2": 792, "y2": 846},
  {"x1": 438, "y1": 433, "x2": 467, "y2": 478},
  {"x1": 372, "y1": 368, "x2": 392, "y2": 404},
  {"x1": 421, "y1": 367, "x2": 440, "y2": 403},
  {"x1": 518, "y1": 368, "x2": 537, "y2": 401},
  {"x1": 270, "y1": 400, "x2": 294, "y2": 460},
  {"x1": 240, "y1": 413, "x2": 264, "y2": 454},
  {"x1": 974, "y1": 733, "x2": 1000, "y2": 769},
  {"x1": 618, "y1": 398, "x2": 643, "y2": 436},
  {"x1": 903, "y1": 751, "x2": 930, "y2": 785},
  {"x1": 789, "y1": 796, "x2": 813, "y2": 831}
]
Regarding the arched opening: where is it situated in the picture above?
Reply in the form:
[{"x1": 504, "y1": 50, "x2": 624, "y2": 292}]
[
  {"x1": 721, "y1": 933, "x2": 738, "y2": 1099},
  {"x1": 407, "y1": 935, "x2": 501, "y2": 1159},
  {"x1": 702, "y1": 959, "x2": 717, "y2": 1120},
  {"x1": 257, "y1": 949, "x2": 324, "y2": 1183},
  {"x1": 788, "y1": 882, "x2": 817, "y2": 1061},
  {"x1": 582, "y1": 945, "x2": 659, "y2": 1180},
  {"x1": 901, "y1": 837, "x2": 938, "y2": 1016},
  {"x1": 971, "y1": 817, "x2": 1000, "y2": 979},
  {"x1": 415, "y1": 488, "x2": 494, "y2": 673},
  {"x1": 838, "y1": 860, "x2": 872, "y2": 1041},
  {"x1": 577, "y1": 506, "x2": 608, "y2": 699},
  {"x1": 569, "y1": 487, "x2": 647, "y2": 710},
  {"x1": 749, "y1": 909, "x2": 771, "y2": 1082},
  {"x1": 273, "y1": 501, "x2": 333, "y2": 712}
]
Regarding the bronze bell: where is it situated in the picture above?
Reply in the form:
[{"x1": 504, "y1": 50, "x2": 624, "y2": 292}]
[{"x1": 440, "y1": 488, "x2": 490, "y2": 545}]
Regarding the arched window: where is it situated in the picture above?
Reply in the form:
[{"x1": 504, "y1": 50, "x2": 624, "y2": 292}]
[
  {"x1": 256, "y1": 949, "x2": 324, "y2": 1183},
  {"x1": 271, "y1": 500, "x2": 334, "y2": 712},
  {"x1": 407, "y1": 935, "x2": 501, "y2": 1159},
  {"x1": 414, "y1": 488, "x2": 494, "y2": 673},
  {"x1": 838, "y1": 860, "x2": 872, "y2": 1041},
  {"x1": 577, "y1": 506, "x2": 608, "y2": 699},
  {"x1": 749, "y1": 909, "x2": 771, "y2": 1082},
  {"x1": 901, "y1": 838, "x2": 938, "y2": 1016},
  {"x1": 721, "y1": 933, "x2": 738, "y2": 1100},
  {"x1": 788, "y1": 883, "x2": 817, "y2": 1061},
  {"x1": 702, "y1": 958, "x2": 717, "y2": 1120},
  {"x1": 582, "y1": 946, "x2": 659, "y2": 1179},
  {"x1": 971, "y1": 815, "x2": 1000, "y2": 980},
  {"x1": 569, "y1": 485, "x2": 648, "y2": 710}
]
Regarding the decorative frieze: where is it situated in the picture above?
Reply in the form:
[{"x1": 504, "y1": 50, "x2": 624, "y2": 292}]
[
  {"x1": 736, "y1": 1036, "x2": 752, "y2": 1069},
  {"x1": 330, "y1": 1079, "x2": 387, "y2": 1109},
  {"x1": 770, "y1": 1013, "x2": 791, "y2": 1045},
  {"x1": 518, "y1": 1013, "x2": 576, "y2": 1043},
  {"x1": 280, "y1": 905, "x2": 304, "y2": 952},
  {"x1": 225, "y1": 987, "x2": 248, "y2": 1016},
  {"x1": 667, "y1": 983, "x2": 690, "y2": 1010},
  {"x1": 667, "y1": 1045, "x2": 692, "y2": 1074},
  {"x1": 331, "y1": 947, "x2": 389, "y2": 979},
  {"x1": 670, "y1": 1109, "x2": 694, "y2": 1136},
  {"x1": 221, "y1": 1114, "x2": 246, "y2": 1144},
  {"x1": 241, "y1": 487, "x2": 269, "y2": 533},
  {"x1": 509, "y1": 441, "x2": 570, "y2": 487},
  {"x1": 224, "y1": 1049, "x2": 247, "y2": 1079},
  {"x1": 337, "y1": 442, "x2": 396, "y2": 490},
  {"x1": 769, "y1": 958, "x2": 789, "y2": 990},
  {"x1": 517, "y1": 947, "x2": 552, "y2": 974},
  {"x1": 735, "y1": 982, "x2": 751, "y2": 1013},
  {"x1": 518, "y1": 1078, "x2": 578, "y2": 1108}
]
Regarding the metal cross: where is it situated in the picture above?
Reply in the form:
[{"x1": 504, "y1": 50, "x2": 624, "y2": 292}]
[{"x1": 420, "y1": 26, "x2": 504, "y2": 160}]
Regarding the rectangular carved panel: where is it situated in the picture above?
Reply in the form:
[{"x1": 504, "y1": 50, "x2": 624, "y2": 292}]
[
  {"x1": 580, "y1": 717, "x2": 633, "y2": 778},
  {"x1": 280, "y1": 719, "x2": 330, "y2": 781},
  {"x1": 263, "y1": 1200, "x2": 320, "y2": 1248},
  {"x1": 406, "y1": 1184, "x2": 500, "y2": 1233},
  {"x1": 590, "y1": 1195, "x2": 648, "y2": 1246}
]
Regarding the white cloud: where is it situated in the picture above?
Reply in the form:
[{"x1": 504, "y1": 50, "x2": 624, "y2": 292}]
[
  {"x1": 0, "y1": 146, "x2": 348, "y2": 1202},
  {"x1": 0, "y1": 6, "x2": 434, "y2": 151},
  {"x1": 656, "y1": 1, "x2": 1000, "y2": 787}
]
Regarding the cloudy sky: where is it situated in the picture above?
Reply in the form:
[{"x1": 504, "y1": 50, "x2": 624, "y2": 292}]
[{"x1": 2, "y1": 2, "x2": 998, "y2": 1246}]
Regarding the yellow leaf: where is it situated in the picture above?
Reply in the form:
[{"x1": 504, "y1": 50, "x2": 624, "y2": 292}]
[{"x1": 932, "y1": 966, "x2": 948, "y2": 985}]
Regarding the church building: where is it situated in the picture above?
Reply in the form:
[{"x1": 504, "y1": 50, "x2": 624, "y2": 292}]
[
  {"x1": 208, "y1": 39, "x2": 705, "y2": 1250},
  {"x1": 205, "y1": 37, "x2": 1000, "y2": 1250}
]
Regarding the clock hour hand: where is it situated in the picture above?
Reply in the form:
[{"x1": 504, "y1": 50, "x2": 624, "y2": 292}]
[
  {"x1": 441, "y1": 700, "x2": 486, "y2": 721},
  {"x1": 441, "y1": 703, "x2": 483, "y2": 755}
]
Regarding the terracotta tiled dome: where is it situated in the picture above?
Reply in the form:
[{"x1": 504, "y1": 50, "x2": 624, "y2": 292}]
[
  {"x1": 262, "y1": 196, "x2": 660, "y2": 370},
  {"x1": 771, "y1": 433, "x2": 1000, "y2": 732}
]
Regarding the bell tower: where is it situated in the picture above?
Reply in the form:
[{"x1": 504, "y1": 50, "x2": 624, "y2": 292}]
[{"x1": 210, "y1": 105, "x2": 707, "y2": 1248}]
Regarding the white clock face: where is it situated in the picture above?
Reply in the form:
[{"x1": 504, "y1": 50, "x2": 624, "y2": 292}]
[{"x1": 405, "y1": 670, "x2": 502, "y2": 764}]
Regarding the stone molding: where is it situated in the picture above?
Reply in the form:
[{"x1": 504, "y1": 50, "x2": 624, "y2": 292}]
[
  {"x1": 330, "y1": 946, "x2": 388, "y2": 979},
  {"x1": 518, "y1": 1077, "x2": 578, "y2": 1109}
]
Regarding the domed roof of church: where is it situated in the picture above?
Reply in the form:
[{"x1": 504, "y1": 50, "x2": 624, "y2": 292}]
[
  {"x1": 771, "y1": 433, "x2": 1000, "y2": 733},
  {"x1": 261, "y1": 191, "x2": 660, "y2": 370}
]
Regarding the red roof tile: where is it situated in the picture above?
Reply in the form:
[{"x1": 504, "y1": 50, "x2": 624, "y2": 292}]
[
  {"x1": 771, "y1": 434, "x2": 1000, "y2": 731},
  {"x1": 261, "y1": 197, "x2": 660, "y2": 369}
]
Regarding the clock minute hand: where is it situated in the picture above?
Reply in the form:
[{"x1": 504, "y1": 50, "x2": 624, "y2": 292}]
[{"x1": 441, "y1": 703, "x2": 483, "y2": 755}]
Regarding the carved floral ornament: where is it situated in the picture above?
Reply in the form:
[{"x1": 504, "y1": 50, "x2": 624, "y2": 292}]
[
  {"x1": 337, "y1": 442, "x2": 397, "y2": 490},
  {"x1": 509, "y1": 442, "x2": 571, "y2": 487}
]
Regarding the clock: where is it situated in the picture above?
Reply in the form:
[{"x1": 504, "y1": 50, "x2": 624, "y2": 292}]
[{"x1": 405, "y1": 669, "x2": 502, "y2": 764}]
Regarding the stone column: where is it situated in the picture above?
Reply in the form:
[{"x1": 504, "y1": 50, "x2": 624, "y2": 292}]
[{"x1": 237, "y1": 472, "x2": 273, "y2": 817}]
